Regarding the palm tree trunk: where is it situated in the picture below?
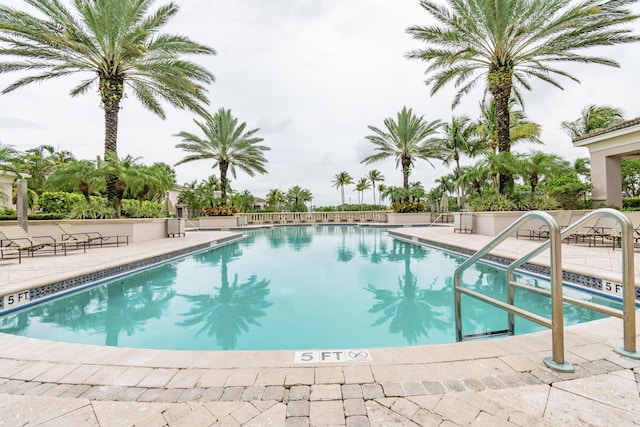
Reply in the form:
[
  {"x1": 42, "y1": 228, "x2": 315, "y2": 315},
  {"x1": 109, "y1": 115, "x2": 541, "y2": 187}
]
[
  {"x1": 401, "y1": 157, "x2": 411, "y2": 190},
  {"x1": 220, "y1": 161, "x2": 229, "y2": 206},
  {"x1": 101, "y1": 76, "x2": 124, "y2": 213},
  {"x1": 489, "y1": 66, "x2": 513, "y2": 195}
]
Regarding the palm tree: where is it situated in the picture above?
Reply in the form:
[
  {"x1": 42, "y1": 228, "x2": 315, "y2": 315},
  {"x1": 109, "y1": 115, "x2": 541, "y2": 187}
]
[
  {"x1": 266, "y1": 188, "x2": 284, "y2": 211},
  {"x1": 0, "y1": 0, "x2": 216, "y2": 203},
  {"x1": 175, "y1": 108, "x2": 270, "y2": 206},
  {"x1": 436, "y1": 116, "x2": 481, "y2": 207},
  {"x1": 286, "y1": 185, "x2": 312, "y2": 211},
  {"x1": 15, "y1": 145, "x2": 75, "y2": 194},
  {"x1": 367, "y1": 170, "x2": 385, "y2": 206},
  {"x1": 362, "y1": 106, "x2": 442, "y2": 190},
  {"x1": 561, "y1": 105, "x2": 626, "y2": 138},
  {"x1": 45, "y1": 158, "x2": 104, "y2": 201},
  {"x1": 355, "y1": 178, "x2": 371, "y2": 206},
  {"x1": 476, "y1": 98, "x2": 542, "y2": 155},
  {"x1": 516, "y1": 152, "x2": 571, "y2": 193},
  {"x1": 407, "y1": 0, "x2": 639, "y2": 194},
  {"x1": 332, "y1": 171, "x2": 353, "y2": 207}
]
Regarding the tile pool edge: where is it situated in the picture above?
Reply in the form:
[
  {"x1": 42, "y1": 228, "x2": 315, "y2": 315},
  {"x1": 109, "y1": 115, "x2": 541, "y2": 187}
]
[{"x1": 0, "y1": 233, "x2": 244, "y2": 313}]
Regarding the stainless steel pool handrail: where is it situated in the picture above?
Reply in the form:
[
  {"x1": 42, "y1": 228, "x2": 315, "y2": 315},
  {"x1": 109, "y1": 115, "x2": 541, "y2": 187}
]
[
  {"x1": 453, "y1": 211, "x2": 573, "y2": 372},
  {"x1": 507, "y1": 208, "x2": 638, "y2": 360}
]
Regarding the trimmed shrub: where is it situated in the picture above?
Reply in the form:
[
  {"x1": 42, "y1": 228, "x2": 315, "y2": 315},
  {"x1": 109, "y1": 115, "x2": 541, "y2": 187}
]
[
  {"x1": 121, "y1": 199, "x2": 163, "y2": 218},
  {"x1": 39, "y1": 192, "x2": 85, "y2": 214}
]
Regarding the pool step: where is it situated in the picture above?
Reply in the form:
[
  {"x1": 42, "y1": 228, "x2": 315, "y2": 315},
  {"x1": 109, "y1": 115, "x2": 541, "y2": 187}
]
[{"x1": 461, "y1": 329, "x2": 512, "y2": 341}]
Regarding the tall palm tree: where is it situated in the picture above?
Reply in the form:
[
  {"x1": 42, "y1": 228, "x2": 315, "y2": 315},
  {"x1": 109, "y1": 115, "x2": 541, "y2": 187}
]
[
  {"x1": 175, "y1": 108, "x2": 270, "y2": 206},
  {"x1": 436, "y1": 116, "x2": 481, "y2": 207},
  {"x1": 0, "y1": 0, "x2": 215, "y2": 202},
  {"x1": 355, "y1": 178, "x2": 371, "y2": 206},
  {"x1": 476, "y1": 98, "x2": 542, "y2": 155},
  {"x1": 407, "y1": 0, "x2": 639, "y2": 194},
  {"x1": 362, "y1": 106, "x2": 442, "y2": 190},
  {"x1": 332, "y1": 171, "x2": 353, "y2": 207},
  {"x1": 561, "y1": 104, "x2": 626, "y2": 138},
  {"x1": 367, "y1": 170, "x2": 385, "y2": 206}
]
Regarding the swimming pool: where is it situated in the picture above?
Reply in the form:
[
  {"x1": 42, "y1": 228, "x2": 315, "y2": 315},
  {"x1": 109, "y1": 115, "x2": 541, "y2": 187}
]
[{"x1": 0, "y1": 226, "x2": 614, "y2": 351}]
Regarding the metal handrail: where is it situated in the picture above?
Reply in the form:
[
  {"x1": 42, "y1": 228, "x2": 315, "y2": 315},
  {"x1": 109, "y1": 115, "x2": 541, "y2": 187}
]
[
  {"x1": 453, "y1": 211, "x2": 572, "y2": 372},
  {"x1": 507, "y1": 208, "x2": 638, "y2": 360}
]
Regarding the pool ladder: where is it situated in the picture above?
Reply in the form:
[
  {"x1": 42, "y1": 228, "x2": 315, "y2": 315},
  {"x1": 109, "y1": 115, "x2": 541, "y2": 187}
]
[{"x1": 453, "y1": 208, "x2": 639, "y2": 372}]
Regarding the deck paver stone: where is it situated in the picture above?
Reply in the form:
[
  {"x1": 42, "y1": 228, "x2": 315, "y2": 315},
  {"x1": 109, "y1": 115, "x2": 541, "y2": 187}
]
[
  {"x1": 220, "y1": 386, "x2": 244, "y2": 401},
  {"x1": 197, "y1": 368, "x2": 230, "y2": 387},
  {"x1": 381, "y1": 381, "x2": 405, "y2": 397},
  {"x1": 343, "y1": 398, "x2": 367, "y2": 416},
  {"x1": 480, "y1": 376, "x2": 506, "y2": 390},
  {"x1": 58, "y1": 364, "x2": 103, "y2": 384},
  {"x1": 288, "y1": 385, "x2": 310, "y2": 401},
  {"x1": 166, "y1": 368, "x2": 205, "y2": 388},
  {"x1": 22, "y1": 382, "x2": 56, "y2": 396},
  {"x1": 32, "y1": 363, "x2": 80, "y2": 383},
  {"x1": 40, "y1": 383, "x2": 74, "y2": 397},
  {"x1": 112, "y1": 367, "x2": 154, "y2": 387},
  {"x1": 255, "y1": 368, "x2": 287, "y2": 386},
  {"x1": 243, "y1": 402, "x2": 286, "y2": 426},
  {"x1": 365, "y1": 400, "x2": 416, "y2": 426},
  {"x1": 203, "y1": 400, "x2": 245, "y2": 420},
  {"x1": 421, "y1": 380, "x2": 446, "y2": 395},
  {"x1": 285, "y1": 368, "x2": 314, "y2": 386},
  {"x1": 58, "y1": 384, "x2": 92, "y2": 399},
  {"x1": 240, "y1": 385, "x2": 264, "y2": 401},
  {"x1": 361, "y1": 383, "x2": 384, "y2": 400},
  {"x1": 310, "y1": 384, "x2": 342, "y2": 401},
  {"x1": 443, "y1": 379, "x2": 466, "y2": 392},
  {"x1": 461, "y1": 378, "x2": 486, "y2": 392},
  {"x1": 285, "y1": 416, "x2": 310, "y2": 427},
  {"x1": 309, "y1": 400, "x2": 345, "y2": 426},
  {"x1": 11, "y1": 361, "x2": 58, "y2": 381},
  {"x1": 346, "y1": 415, "x2": 371, "y2": 427},
  {"x1": 114, "y1": 387, "x2": 147, "y2": 402},
  {"x1": 315, "y1": 366, "x2": 344, "y2": 384},
  {"x1": 198, "y1": 386, "x2": 224, "y2": 401},
  {"x1": 85, "y1": 365, "x2": 129, "y2": 386},
  {"x1": 402, "y1": 381, "x2": 426, "y2": 396},
  {"x1": 433, "y1": 395, "x2": 481, "y2": 425},
  {"x1": 137, "y1": 387, "x2": 183, "y2": 403},
  {"x1": 390, "y1": 397, "x2": 420, "y2": 420},
  {"x1": 287, "y1": 399, "x2": 310, "y2": 417},
  {"x1": 136, "y1": 368, "x2": 178, "y2": 388},
  {"x1": 230, "y1": 402, "x2": 261, "y2": 424},
  {"x1": 341, "y1": 384, "x2": 363, "y2": 399},
  {"x1": 80, "y1": 385, "x2": 126, "y2": 401},
  {"x1": 225, "y1": 368, "x2": 259, "y2": 387},
  {"x1": 473, "y1": 411, "x2": 518, "y2": 426},
  {"x1": 343, "y1": 365, "x2": 374, "y2": 384},
  {"x1": 411, "y1": 408, "x2": 443, "y2": 427},
  {"x1": 178, "y1": 387, "x2": 204, "y2": 402},
  {"x1": 262, "y1": 385, "x2": 285, "y2": 401}
]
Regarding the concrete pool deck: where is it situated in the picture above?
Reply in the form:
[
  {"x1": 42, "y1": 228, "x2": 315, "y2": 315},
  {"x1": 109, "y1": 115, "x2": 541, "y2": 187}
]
[{"x1": 0, "y1": 226, "x2": 638, "y2": 426}]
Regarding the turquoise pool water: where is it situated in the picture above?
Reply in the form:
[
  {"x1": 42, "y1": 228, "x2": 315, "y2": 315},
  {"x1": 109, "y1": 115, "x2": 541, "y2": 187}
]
[{"x1": 0, "y1": 226, "x2": 614, "y2": 351}]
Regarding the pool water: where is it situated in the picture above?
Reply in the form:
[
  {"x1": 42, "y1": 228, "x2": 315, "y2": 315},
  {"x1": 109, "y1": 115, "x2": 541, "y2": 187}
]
[{"x1": 0, "y1": 226, "x2": 614, "y2": 351}]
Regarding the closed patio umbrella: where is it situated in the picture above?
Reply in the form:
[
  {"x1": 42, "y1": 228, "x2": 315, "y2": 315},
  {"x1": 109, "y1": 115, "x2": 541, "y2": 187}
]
[
  {"x1": 162, "y1": 197, "x2": 176, "y2": 216},
  {"x1": 440, "y1": 192, "x2": 449, "y2": 212}
]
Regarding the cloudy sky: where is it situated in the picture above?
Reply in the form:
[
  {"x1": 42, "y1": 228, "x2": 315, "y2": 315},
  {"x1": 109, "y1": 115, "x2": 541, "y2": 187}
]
[{"x1": 1, "y1": 0, "x2": 639, "y2": 206}]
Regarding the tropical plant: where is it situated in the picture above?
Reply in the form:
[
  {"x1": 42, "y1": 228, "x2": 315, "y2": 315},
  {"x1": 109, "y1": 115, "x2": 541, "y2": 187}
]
[
  {"x1": 67, "y1": 197, "x2": 116, "y2": 219},
  {"x1": 38, "y1": 191, "x2": 85, "y2": 214},
  {"x1": 285, "y1": 186, "x2": 312, "y2": 212},
  {"x1": 516, "y1": 152, "x2": 571, "y2": 193},
  {"x1": 436, "y1": 116, "x2": 482, "y2": 207},
  {"x1": 367, "y1": 169, "x2": 385, "y2": 206},
  {"x1": 561, "y1": 105, "x2": 626, "y2": 138},
  {"x1": 354, "y1": 178, "x2": 371, "y2": 206},
  {"x1": 544, "y1": 174, "x2": 593, "y2": 209},
  {"x1": 622, "y1": 158, "x2": 640, "y2": 197},
  {"x1": 45, "y1": 158, "x2": 104, "y2": 201},
  {"x1": 468, "y1": 192, "x2": 517, "y2": 212},
  {"x1": 120, "y1": 199, "x2": 163, "y2": 218},
  {"x1": 362, "y1": 106, "x2": 442, "y2": 189},
  {"x1": 175, "y1": 108, "x2": 269, "y2": 206},
  {"x1": 407, "y1": 0, "x2": 639, "y2": 194},
  {"x1": 228, "y1": 190, "x2": 255, "y2": 213},
  {"x1": 0, "y1": 0, "x2": 215, "y2": 203},
  {"x1": 13, "y1": 145, "x2": 74, "y2": 194},
  {"x1": 332, "y1": 171, "x2": 354, "y2": 207},
  {"x1": 574, "y1": 157, "x2": 591, "y2": 182},
  {"x1": 0, "y1": 143, "x2": 21, "y2": 175},
  {"x1": 265, "y1": 188, "x2": 285, "y2": 211}
]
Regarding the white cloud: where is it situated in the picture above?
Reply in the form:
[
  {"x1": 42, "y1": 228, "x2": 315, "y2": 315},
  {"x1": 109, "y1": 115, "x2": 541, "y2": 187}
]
[{"x1": 0, "y1": 0, "x2": 639, "y2": 206}]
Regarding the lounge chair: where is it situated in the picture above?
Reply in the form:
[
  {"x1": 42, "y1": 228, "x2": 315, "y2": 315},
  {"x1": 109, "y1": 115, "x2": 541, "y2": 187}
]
[
  {"x1": 0, "y1": 245, "x2": 22, "y2": 263},
  {"x1": 0, "y1": 225, "x2": 81, "y2": 257},
  {"x1": 517, "y1": 210, "x2": 573, "y2": 240},
  {"x1": 59, "y1": 223, "x2": 129, "y2": 248},
  {"x1": 564, "y1": 215, "x2": 602, "y2": 245},
  {"x1": 603, "y1": 212, "x2": 640, "y2": 249}
]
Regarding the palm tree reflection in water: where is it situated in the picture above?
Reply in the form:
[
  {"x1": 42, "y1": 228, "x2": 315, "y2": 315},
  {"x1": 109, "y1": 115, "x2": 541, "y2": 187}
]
[
  {"x1": 366, "y1": 241, "x2": 450, "y2": 344},
  {"x1": 178, "y1": 243, "x2": 272, "y2": 350}
]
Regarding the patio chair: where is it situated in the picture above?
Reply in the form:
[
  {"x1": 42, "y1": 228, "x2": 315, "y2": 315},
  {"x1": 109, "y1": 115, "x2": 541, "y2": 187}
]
[
  {"x1": 0, "y1": 245, "x2": 22, "y2": 263},
  {"x1": 603, "y1": 212, "x2": 640, "y2": 249},
  {"x1": 517, "y1": 210, "x2": 573, "y2": 240},
  {"x1": 58, "y1": 223, "x2": 129, "y2": 248},
  {"x1": 564, "y1": 216, "x2": 602, "y2": 245},
  {"x1": 0, "y1": 225, "x2": 81, "y2": 257}
]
